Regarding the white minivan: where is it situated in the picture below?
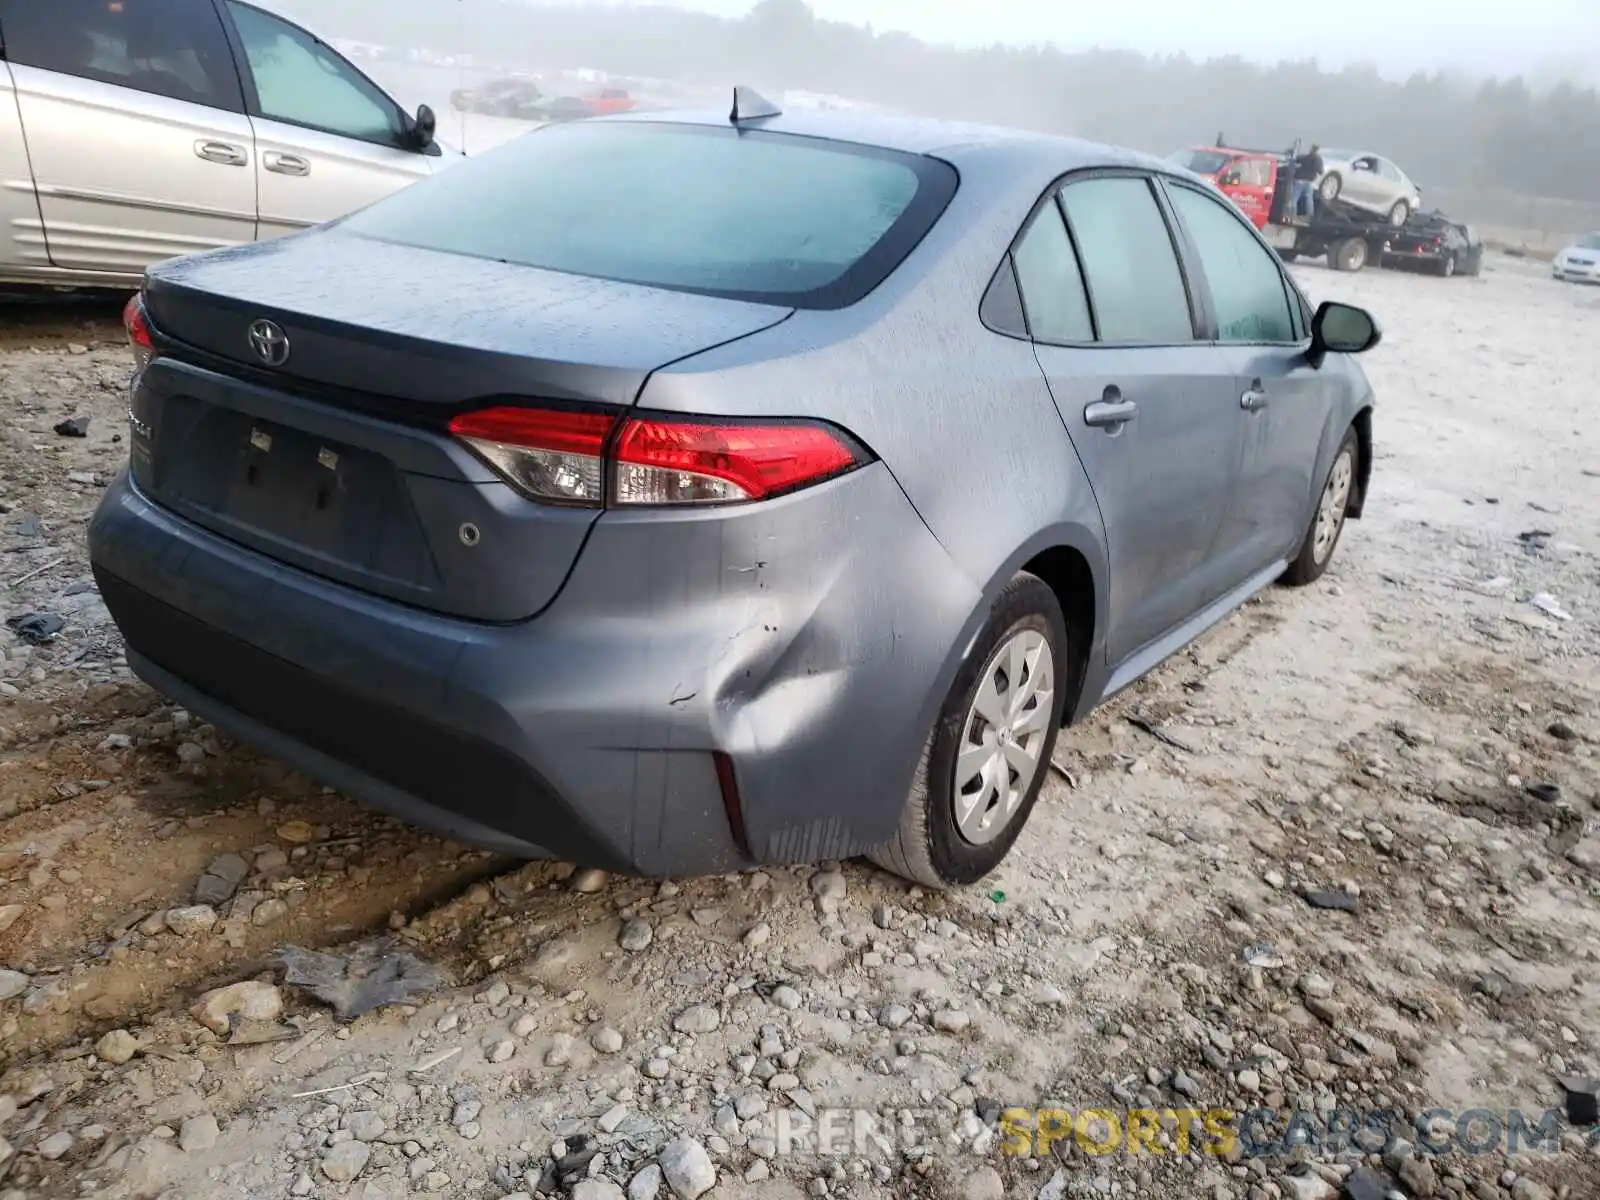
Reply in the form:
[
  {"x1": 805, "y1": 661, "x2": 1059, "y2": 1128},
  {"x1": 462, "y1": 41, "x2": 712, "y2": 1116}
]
[{"x1": 0, "y1": 0, "x2": 458, "y2": 289}]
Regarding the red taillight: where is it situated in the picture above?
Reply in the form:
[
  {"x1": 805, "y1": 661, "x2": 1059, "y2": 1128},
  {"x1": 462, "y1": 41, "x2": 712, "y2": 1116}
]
[
  {"x1": 123, "y1": 292, "x2": 153, "y2": 371},
  {"x1": 447, "y1": 404, "x2": 864, "y2": 508},
  {"x1": 613, "y1": 417, "x2": 860, "y2": 505}
]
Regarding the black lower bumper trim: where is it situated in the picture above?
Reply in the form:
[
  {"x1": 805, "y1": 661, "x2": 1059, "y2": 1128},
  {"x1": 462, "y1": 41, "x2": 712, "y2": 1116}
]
[{"x1": 94, "y1": 568, "x2": 625, "y2": 869}]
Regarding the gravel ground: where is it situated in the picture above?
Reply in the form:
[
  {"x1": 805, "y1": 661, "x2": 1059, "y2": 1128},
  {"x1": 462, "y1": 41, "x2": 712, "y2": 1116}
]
[{"x1": 0, "y1": 254, "x2": 1594, "y2": 1200}]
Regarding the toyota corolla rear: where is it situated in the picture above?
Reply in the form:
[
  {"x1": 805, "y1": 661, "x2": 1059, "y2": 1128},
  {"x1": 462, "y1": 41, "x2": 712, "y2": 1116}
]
[{"x1": 88, "y1": 117, "x2": 976, "y2": 875}]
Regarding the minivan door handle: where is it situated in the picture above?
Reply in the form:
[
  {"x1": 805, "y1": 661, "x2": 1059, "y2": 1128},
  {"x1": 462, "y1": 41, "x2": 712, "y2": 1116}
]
[
  {"x1": 1084, "y1": 388, "x2": 1139, "y2": 429},
  {"x1": 264, "y1": 152, "x2": 311, "y2": 177},
  {"x1": 194, "y1": 140, "x2": 248, "y2": 167}
]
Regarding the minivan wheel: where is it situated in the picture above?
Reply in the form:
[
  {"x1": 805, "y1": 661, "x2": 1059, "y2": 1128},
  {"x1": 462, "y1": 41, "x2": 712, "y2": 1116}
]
[
  {"x1": 868, "y1": 572, "x2": 1067, "y2": 889},
  {"x1": 1281, "y1": 428, "x2": 1358, "y2": 587}
]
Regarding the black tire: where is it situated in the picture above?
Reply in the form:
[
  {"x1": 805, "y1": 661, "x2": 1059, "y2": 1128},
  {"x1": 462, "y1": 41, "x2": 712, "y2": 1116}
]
[
  {"x1": 1437, "y1": 254, "x2": 1457, "y2": 278},
  {"x1": 868, "y1": 572, "x2": 1068, "y2": 889},
  {"x1": 1281, "y1": 428, "x2": 1359, "y2": 587},
  {"x1": 1387, "y1": 200, "x2": 1410, "y2": 226},
  {"x1": 1329, "y1": 237, "x2": 1368, "y2": 272},
  {"x1": 1277, "y1": 248, "x2": 1299, "y2": 263},
  {"x1": 1318, "y1": 172, "x2": 1341, "y2": 202}
]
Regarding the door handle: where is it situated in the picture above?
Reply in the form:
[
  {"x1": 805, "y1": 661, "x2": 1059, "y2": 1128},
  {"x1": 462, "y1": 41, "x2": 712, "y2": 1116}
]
[
  {"x1": 1084, "y1": 395, "x2": 1139, "y2": 429},
  {"x1": 194, "y1": 140, "x2": 247, "y2": 167},
  {"x1": 264, "y1": 152, "x2": 311, "y2": 177},
  {"x1": 1240, "y1": 379, "x2": 1269, "y2": 411}
]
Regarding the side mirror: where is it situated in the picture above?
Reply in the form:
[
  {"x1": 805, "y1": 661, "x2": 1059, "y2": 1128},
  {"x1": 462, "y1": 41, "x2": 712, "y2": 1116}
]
[
  {"x1": 1309, "y1": 301, "x2": 1381, "y2": 366},
  {"x1": 406, "y1": 103, "x2": 436, "y2": 150}
]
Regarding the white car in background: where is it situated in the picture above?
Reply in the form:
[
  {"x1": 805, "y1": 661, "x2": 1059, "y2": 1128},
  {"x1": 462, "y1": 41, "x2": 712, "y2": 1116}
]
[
  {"x1": 1551, "y1": 233, "x2": 1600, "y2": 283},
  {"x1": 0, "y1": 0, "x2": 459, "y2": 291},
  {"x1": 1315, "y1": 149, "x2": 1423, "y2": 226}
]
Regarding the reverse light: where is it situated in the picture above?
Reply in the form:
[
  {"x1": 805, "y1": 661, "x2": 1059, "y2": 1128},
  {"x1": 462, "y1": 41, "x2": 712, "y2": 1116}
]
[
  {"x1": 447, "y1": 405, "x2": 866, "y2": 508},
  {"x1": 123, "y1": 292, "x2": 153, "y2": 373},
  {"x1": 448, "y1": 407, "x2": 613, "y2": 505}
]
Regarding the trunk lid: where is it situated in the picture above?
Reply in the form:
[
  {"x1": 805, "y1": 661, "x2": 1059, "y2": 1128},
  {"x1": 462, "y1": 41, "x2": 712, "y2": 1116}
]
[{"x1": 132, "y1": 230, "x2": 793, "y2": 622}]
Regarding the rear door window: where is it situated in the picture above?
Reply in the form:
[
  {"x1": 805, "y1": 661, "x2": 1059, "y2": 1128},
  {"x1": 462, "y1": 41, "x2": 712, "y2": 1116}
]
[
  {"x1": 338, "y1": 121, "x2": 958, "y2": 309},
  {"x1": 0, "y1": 0, "x2": 243, "y2": 110},
  {"x1": 1057, "y1": 176, "x2": 1195, "y2": 344},
  {"x1": 1011, "y1": 202, "x2": 1093, "y2": 343}
]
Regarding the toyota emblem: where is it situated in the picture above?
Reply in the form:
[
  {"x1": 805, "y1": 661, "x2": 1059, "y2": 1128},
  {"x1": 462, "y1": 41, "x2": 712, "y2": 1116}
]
[{"x1": 248, "y1": 318, "x2": 290, "y2": 367}]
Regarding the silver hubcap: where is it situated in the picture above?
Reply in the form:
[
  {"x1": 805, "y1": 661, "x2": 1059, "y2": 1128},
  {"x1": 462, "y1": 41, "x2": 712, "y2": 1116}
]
[
  {"x1": 1313, "y1": 448, "x2": 1354, "y2": 564},
  {"x1": 953, "y1": 629, "x2": 1055, "y2": 846}
]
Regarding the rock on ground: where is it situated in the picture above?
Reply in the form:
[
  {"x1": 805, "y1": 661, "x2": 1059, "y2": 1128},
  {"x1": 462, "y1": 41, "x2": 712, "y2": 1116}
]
[
  {"x1": 320, "y1": 1141, "x2": 371, "y2": 1183},
  {"x1": 659, "y1": 1137, "x2": 716, "y2": 1200}
]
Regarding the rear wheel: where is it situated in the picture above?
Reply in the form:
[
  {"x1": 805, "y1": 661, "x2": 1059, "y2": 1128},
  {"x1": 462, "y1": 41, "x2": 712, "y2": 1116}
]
[
  {"x1": 1282, "y1": 428, "x2": 1358, "y2": 587},
  {"x1": 1318, "y1": 172, "x2": 1342, "y2": 202},
  {"x1": 868, "y1": 572, "x2": 1067, "y2": 889},
  {"x1": 1387, "y1": 200, "x2": 1410, "y2": 226},
  {"x1": 1437, "y1": 253, "x2": 1457, "y2": 278},
  {"x1": 1329, "y1": 237, "x2": 1369, "y2": 272}
]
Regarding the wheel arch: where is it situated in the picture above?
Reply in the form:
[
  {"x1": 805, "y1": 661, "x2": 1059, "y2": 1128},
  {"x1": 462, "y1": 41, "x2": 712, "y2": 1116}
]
[{"x1": 908, "y1": 523, "x2": 1108, "y2": 762}]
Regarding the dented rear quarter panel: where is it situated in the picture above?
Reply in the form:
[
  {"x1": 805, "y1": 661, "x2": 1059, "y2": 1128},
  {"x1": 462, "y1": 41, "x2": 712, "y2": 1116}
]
[{"x1": 639, "y1": 138, "x2": 1125, "y2": 770}]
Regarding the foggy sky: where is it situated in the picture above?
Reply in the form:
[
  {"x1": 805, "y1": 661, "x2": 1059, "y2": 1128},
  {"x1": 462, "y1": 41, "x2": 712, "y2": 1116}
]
[{"x1": 552, "y1": 0, "x2": 1600, "y2": 81}]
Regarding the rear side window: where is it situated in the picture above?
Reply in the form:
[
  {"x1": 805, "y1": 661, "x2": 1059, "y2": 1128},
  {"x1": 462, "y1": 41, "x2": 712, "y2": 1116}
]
[
  {"x1": 0, "y1": 0, "x2": 243, "y2": 110},
  {"x1": 1057, "y1": 176, "x2": 1194, "y2": 344},
  {"x1": 1165, "y1": 183, "x2": 1296, "y2": 343},
  {"x1": 338, "y1": 122, "x2": 957, "y2": 309},
  {"x1": 1012, "y1": 203, "x2": 1093, "y2": 342}
]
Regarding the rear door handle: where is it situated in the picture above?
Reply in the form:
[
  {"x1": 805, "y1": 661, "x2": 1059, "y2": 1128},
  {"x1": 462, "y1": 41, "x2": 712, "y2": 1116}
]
[
  {"x1": 1084, "y1": 397, "x2": 1139, "y2": 428},
  {"x1": 195, "y1": 140, "x2": 248, "y2": 167},
  {"x1": 264, "y1": 152, "x2": 311, "y2": 177}
]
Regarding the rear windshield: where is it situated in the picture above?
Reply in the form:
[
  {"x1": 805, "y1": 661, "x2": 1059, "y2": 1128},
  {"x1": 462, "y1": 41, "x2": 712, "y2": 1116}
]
[
  {"x1": 338, "y1": 121, "x2": 958, "y2": 309},
  {"x1": 1167, "y1": 149, "x2": 1231, "y2": 176}
]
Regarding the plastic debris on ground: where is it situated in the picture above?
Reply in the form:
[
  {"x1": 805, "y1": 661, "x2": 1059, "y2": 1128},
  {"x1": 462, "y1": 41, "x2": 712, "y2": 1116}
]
[{"x1": 279, "y1": 939, "x2": 444, "y2": 1021}]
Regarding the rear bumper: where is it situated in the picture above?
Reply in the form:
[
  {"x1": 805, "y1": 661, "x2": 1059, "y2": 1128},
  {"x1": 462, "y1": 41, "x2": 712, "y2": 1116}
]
[{"x1": 88, "y1": 465, "x2": 979, "y2": 876}]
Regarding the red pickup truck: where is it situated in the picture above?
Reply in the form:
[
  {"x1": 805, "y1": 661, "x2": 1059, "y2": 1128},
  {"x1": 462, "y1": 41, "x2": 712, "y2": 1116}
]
[{"x1": 1166, "y1": 145, "x2": 1284, "y2": 229}]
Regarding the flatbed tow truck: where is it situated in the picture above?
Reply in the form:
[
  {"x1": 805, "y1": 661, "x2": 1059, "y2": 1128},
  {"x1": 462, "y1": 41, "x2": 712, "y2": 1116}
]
[{"x1": 1213, "y1": 136, "x2": 1399, "y2": 272}]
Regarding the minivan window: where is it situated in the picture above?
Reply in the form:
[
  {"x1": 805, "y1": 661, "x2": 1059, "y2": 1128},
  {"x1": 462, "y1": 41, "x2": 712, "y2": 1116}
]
[
  {"x1": 0, "y1": 0, "x2": 242, "y2": 110},
  {"x1": 1166, "y1": 183, "x2": 1296, "y2": 343},
  {"x1": 1012, "y1": 203, "x2": 1093, "y2": 342},
  {"x1": 1057, "y1": 176, "x2": 1194, "y2": 344},
  {"x1": 227, "y1": 1, "x2": 403, "y2": 144},
  {"x1": 338, "y1": 122, "x2": 958, "y2": 309}
]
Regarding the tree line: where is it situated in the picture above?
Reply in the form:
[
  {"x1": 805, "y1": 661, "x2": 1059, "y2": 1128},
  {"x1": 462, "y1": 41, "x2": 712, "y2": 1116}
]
[{"x1": 317, "y1": 0, "x2": 1600, "y2": 203}]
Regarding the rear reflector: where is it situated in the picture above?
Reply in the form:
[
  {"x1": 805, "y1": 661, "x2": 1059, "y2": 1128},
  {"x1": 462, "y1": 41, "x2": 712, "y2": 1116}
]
[{"x1": 448, "y1": 405, "x2": 865, "y2": 508}]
